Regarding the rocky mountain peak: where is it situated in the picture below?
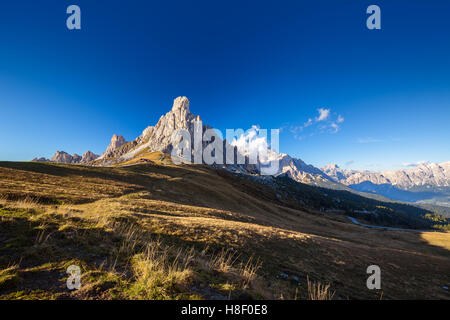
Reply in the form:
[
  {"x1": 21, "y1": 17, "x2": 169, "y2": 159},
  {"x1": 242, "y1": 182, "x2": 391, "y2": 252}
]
[
  {"x1": 110, "y1": 134, "x2": 126, "y2": 149},
  {"x1": 97, "y1": 97, "x2": 204, "y2": 162},
  {"x1": 98, "y1": 134, "x2": 128, "y2": 159},
  {"x1": 72, "y1": 154, "x2": 82, "y2": 163},
  {"x1": 136, "y1": 97, "x2": 201, "y2": 155},
  {"x1": 165, "y1": 96, "x2": 195, "y2": 128},
  {"x1": 81, "y1": 151, "x2": 99, "y2": 163},
  {"x1": 32, "y1": 157, "x2": 50, "y2": 162},
  {"x1": 33, "y1": 150, "x2": 99, "y2": 164},
  {"x1": 171, "y1": 96, "x2": 190, "y2": 113},
  {"x1": 51, "y1": 151, "x2": 73, "y2": 164}
]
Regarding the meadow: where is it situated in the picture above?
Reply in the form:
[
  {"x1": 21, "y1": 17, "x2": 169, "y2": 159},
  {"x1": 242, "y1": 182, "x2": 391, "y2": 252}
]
[{"x1": 0, "y1": 156, "x2": 449, "y2": 299}]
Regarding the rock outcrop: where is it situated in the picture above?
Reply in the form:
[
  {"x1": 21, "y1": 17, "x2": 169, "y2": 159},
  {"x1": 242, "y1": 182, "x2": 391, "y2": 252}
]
[
  {"x1": 98, "y1": 134, "x2": 127, "y2": 159},
  {"x1": 33, "y1": 150, "x2": 99, "y2": 164},
  {"x1": 72, "y1": 154, "x2": 82, "y2": 163},
  {"x1": 145, "y1": 96, "x2": 201, "y2": 154},
  {"x1": 32, "y1": 157, "x2": 50, "y2": 162},
  {"x1": 275, "y1": 154, "x2": 335, "y2": 186},
  {"x1": 50, "y1": 151, "x2": 75, "y2": 164},
  {"x1": 81, "y1": 151, "x2": 99, "y2": 163}
]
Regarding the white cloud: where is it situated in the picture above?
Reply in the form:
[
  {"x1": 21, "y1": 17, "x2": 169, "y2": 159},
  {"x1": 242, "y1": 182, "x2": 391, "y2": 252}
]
[
  {"x1": 357, "y1": 137, "x2": 382, "y2": 143},
  {"x1": 304, "y1": 118, "x2": 313, "y2": 127},
  {"x1": 289, "y1": 108, "x2": 343, "y2": 140},
  {"x1": 316, "y1": 108, "x2": 330, "y2": 122},
  {"x1": 289, "y1": 118, "x2": 313, "y2": 134},
  {"x1": 402, "y1": 160, "x2": 429, "y2": 167},
  {"x1": 329, "y1": 122, "x2": 339, "y2": 133},
  {"x1": 230, "y1": 126, "x2": 277, "y2": 163}
]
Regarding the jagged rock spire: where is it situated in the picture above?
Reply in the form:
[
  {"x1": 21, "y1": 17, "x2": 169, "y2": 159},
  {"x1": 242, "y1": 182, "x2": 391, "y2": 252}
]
[{"x1": 171, "y1": 96, "x2": 190, "y2": 112}]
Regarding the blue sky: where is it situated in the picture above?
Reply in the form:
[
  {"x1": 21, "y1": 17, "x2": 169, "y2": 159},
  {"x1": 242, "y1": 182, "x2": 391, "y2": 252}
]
[{"x1": 1, "y1": 0, "x2": 449, "y2": 170}]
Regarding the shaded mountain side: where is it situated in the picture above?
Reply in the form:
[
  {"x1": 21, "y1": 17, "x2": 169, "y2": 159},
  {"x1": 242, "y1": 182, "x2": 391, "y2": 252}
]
[
  {"x1": 418, "y1": 203, "x2": 450, "y2": 218},
  {"x1": 219, "y1": 172, "x2": 450, "y2": 231}
]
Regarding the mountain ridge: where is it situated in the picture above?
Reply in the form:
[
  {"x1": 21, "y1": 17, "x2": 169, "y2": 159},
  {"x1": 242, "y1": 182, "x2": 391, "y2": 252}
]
[
  {"x1": 322, "y1": 162, "x2": 450, "y2": 206},
  {"x1": 32, "y1": 96, "x2": 449, "y2": 204},
  {"x1": 322, "y1": 162, "x2": 450, "y2": 189}
]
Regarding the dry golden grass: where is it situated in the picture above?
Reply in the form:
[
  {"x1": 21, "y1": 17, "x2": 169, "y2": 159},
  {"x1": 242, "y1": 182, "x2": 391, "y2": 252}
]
[
  {"x1": 127, "y1": 242, "x2": 195, "y2": 299},
  {"x1": 0, "y1": 195, "x2": 41, "y2": 211},
  {"x1": 119, "y1": 151, "x2": 173, "y2": 166},
  {"x1": 421, "y1": 232, "x2": 450, "y2": 251},
  {"x1": 307, "y1": 276, "x2": 335, "y2": 300},
  {"x1": 0, "y1": 265, "x2": 21, "y2": 292}
]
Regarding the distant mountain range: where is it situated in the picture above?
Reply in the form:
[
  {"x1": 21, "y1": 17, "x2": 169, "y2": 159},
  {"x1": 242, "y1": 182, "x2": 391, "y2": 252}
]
[
  {"x1": 322, "y1": 162, "x2": 450, "y2": 189},
  {"x1": 33, "y1": 150, "x2": 98, "y2": 164},
  {"x1": 321, "y1": 163, "x2": 450, "y2": 206},
  {"x1": 32, "y1": 96, "x2": 450, "y2": 207}
]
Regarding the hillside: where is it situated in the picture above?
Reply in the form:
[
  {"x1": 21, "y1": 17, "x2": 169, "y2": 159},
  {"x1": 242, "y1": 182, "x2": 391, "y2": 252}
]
[{"x1": 1, "y1": 159, "x2": 449, "y2": 300}]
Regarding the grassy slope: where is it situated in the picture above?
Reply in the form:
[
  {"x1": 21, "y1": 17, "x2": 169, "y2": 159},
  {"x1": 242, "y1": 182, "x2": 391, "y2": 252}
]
[{"x1": 0, "y1": 159, "x2": 449, "y2": 300}]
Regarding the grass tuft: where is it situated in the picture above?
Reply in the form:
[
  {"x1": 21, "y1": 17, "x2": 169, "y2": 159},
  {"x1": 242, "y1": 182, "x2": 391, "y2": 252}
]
[
  {"x1": 307, "y1": 276, "x2": 334, "y2": 300},
  {"x1": 0, "y1": 265, "x2": 22, "y2": 291}
]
